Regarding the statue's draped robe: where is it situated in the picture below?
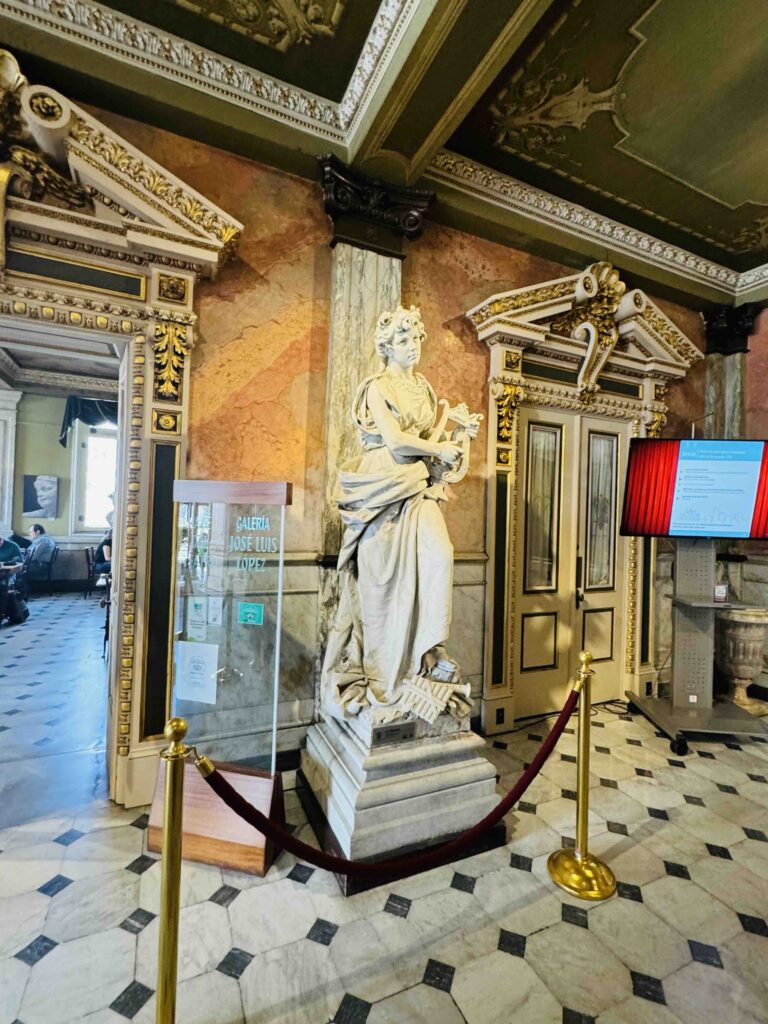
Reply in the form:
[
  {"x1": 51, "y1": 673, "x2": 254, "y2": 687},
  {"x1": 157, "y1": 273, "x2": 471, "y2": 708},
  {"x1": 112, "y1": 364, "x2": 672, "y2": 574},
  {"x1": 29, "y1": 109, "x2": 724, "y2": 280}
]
[{"x1": 322, "y1": 371, "x2": 454, "y2": 717}]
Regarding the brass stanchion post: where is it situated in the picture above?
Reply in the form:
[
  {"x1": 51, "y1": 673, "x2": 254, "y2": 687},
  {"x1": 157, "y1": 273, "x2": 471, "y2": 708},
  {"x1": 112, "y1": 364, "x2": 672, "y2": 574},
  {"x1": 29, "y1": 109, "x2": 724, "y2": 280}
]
[
  {"x1": 547, "y1": 651, "x2": 616, "y2": 901},
  {"x1": 156, "y1": 718, "x2": 189, "y2": 1024}
]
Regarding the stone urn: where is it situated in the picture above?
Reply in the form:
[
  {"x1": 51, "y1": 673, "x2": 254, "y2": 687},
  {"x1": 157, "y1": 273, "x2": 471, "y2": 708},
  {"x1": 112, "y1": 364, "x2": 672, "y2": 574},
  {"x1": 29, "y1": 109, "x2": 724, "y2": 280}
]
[{"x1": 715, "y1": 608, "x2": 768, "y2": 716}]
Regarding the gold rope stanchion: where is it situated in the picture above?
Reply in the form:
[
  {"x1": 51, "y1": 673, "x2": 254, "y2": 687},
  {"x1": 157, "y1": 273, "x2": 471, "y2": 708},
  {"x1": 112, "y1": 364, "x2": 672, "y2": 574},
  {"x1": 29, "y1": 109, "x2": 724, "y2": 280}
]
[
  {"x1": 548, "y1": 651, "x2": 616, "y2": 901},
  {"x1": 156, "y1": 718, "x2": 190, "y2": 1024}
]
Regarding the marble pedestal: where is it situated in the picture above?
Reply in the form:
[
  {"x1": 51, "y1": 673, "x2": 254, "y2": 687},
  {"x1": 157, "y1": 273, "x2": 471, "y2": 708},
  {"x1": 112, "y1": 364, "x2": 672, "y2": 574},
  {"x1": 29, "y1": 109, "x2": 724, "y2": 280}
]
[{"x1": 299, "y1": 712, "x2": 504, "y2": 894}]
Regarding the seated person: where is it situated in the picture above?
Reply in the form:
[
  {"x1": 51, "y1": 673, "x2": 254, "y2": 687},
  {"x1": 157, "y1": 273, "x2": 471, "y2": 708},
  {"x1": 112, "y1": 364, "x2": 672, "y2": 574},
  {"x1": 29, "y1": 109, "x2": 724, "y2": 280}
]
[
  {"x1": 94, "y1": 528, "x2": 112, "y2": 574},
  {"x1": 25, "y1": 524, "x2": 56, "y2": 576},
  {"x1": 0, "y1": 532, "x2": 23, "y2": 589}
]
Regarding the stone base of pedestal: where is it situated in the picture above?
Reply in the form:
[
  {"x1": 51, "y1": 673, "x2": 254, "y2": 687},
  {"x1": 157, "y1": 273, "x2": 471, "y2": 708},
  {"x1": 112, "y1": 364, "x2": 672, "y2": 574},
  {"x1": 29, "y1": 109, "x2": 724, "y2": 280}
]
[{"x1": 298, "y1": 715, "x2": 504, "y2": 894}]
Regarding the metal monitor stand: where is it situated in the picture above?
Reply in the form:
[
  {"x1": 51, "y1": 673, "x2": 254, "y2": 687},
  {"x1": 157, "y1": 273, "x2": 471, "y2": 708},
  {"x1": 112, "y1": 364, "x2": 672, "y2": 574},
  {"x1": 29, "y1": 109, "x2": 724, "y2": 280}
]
[{"x1": 626, "y1": 537, "x2": 768, "y2": 754}]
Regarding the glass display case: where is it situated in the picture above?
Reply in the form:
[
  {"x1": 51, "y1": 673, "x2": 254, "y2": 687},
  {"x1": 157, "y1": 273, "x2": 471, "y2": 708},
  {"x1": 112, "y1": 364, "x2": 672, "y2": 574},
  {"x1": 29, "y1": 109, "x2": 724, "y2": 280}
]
[{"x1": 170, "y1": 480, "x2": 292, "y2": 773}]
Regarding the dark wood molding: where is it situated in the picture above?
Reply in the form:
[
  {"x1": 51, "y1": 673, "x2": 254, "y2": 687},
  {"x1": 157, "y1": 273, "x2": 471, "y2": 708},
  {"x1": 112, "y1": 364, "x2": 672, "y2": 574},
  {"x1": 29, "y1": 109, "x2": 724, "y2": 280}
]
[
  {"x1": 317, "y1": 153, "x2": 434, "y2": 258},
  {"x1": 703, "y1": 303, "x2": 764, "y2": 356}
]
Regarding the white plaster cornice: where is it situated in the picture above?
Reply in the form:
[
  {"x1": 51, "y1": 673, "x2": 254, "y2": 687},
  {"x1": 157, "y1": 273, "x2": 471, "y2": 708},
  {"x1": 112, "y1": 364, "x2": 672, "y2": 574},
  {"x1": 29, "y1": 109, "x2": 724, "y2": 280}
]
[
  {"x1": 427, "y1": 151, "x2": 768, "y2": 302},
  {"x1": 0, "y1": 0, "x2": 419, "y2": 143}
]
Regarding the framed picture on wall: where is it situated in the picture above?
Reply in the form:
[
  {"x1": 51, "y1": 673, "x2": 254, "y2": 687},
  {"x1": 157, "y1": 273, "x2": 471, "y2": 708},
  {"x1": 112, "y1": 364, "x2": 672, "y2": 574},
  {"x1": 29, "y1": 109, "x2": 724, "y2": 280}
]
[{"x1": 23, "y1": 475, "x2": 59, "y2": 519}]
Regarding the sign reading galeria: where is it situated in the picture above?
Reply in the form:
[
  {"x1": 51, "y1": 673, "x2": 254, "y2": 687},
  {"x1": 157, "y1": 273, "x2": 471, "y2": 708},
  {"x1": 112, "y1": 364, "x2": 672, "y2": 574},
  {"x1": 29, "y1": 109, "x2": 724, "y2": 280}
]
[{"x1": 227, "y1": 514, "x2": 278, "y2": 571}]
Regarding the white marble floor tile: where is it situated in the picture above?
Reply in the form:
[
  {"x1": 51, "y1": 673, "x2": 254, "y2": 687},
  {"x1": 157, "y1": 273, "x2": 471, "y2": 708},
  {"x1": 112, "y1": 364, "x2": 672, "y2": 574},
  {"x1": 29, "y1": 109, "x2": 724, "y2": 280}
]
[
  {"x1": 62, "y1": 825, "x2": 143, "y2": 881},
  {"x1": 616, "y1": 775, "x2": 687, "y2": 810},
  {"x1": 472, "y1": 866, "x2": 561, "y2": 936},
  {"x1": 0, "y1": 889, "x2": 49, "y2": 958},
  {"x1": 327, "y1": 913, "x2": 421, "y2": 1003},
  {"x1": 20, "y1": 927, "x2": 135, "y2": 1024},
  {"x1": 720, "y1": 930, "x2": 768, "y2": 1007},
  {"x1": 227, "y1": 877, "x2": 318, "y2": 955},
  {"x1": 664, "y1": 960, "x2": 766, "y2": 1024},
  {"x1": 525, "y1": 921, "x2": 632, "y2": 1016},
  {"x1": 668, "y1": 804, "x2": 747, "y2": 847},
  {"x1": 139, "y1": 857, "x2": 222, "y2": 913},
  {"x1": 597, "y1": 995, "x2": 690, "y2": 1024},
  {"x1": 407, "y1": 885, "x2": 501, "y2": 967},
  {"x1": 134, "y1": 969, "x2": 244, "y2": 1024},
  {"x1": 0, "y1": 955, "x2": 29, "y2": 1023},
  {"x1": 0, "y1": 841, "x2": 63, "y2": 898},
  {"x1": 136, "y1": 899, "x2": 232, "y2": 987},
  {"x1": 44, "y1": 868, "x2": 140, "y2": 943},
  {"x1": 505, "y1": 811, "x2": 562, "y2": 861},
  {"x1": 238, "y1": 936, "x2": 344, "y2": 1024},
  {"x1": 535, "y1": 797, "x2": 605, "y2": 837},
  {"x1": 642, "y1": 875, "x2": 742, "y2": 945},
  {"x1": 689, "y1": 856, "x2": 768, "y2": 917},
  {"x1": 452, "y1": 949, "x2": 561, "y2": 1024},
  {"x1": 685, "y1": 759, "x2": 750, "y2": 789},
  {"x1": 366, "y1": 984, "x2": 466, "y2": 1024},
  {"x1": 588, "y1": 831, "x2": 667, "y2": 887},
  {"x1": 589, "y1": 786, "x2": 649, "y2": 824},
  {"x1": 589, "y1": 897, "x2": 691, "y2": 977}
]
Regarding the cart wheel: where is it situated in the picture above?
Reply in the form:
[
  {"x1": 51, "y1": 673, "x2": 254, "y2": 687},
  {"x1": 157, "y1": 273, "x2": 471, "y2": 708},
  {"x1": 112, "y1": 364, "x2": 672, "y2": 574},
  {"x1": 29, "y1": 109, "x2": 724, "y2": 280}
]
[{"x1": 670, "y1": 736, "x2": 689, "y2": 756}]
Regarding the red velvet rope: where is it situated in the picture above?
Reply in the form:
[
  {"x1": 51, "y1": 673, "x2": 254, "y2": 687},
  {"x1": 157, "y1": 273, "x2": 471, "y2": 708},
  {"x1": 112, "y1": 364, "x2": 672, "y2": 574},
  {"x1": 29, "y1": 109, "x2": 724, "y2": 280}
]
[{"x1": 200, "y1": 687, "x2": 580, "y2": 883}]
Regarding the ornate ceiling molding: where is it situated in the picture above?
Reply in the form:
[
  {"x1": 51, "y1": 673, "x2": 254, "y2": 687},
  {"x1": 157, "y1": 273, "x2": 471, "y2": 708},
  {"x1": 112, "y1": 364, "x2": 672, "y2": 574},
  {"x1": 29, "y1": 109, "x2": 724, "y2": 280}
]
[
  {"x1": 428, "y1": 151, "x2": 768, "y2": 301},
  {"x1": 1, "y1": 0, "x2": 419, "y2": 139},
  {"x1": 0, "y1": 344, "x2": 117, "y2": 395}
]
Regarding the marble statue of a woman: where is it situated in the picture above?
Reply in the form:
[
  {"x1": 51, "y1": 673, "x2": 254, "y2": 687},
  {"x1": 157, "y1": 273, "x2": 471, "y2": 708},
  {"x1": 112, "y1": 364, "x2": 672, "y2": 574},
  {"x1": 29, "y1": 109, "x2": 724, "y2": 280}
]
[{"x1": 322, "y1": 305, "x2": 482, "y2": 726}]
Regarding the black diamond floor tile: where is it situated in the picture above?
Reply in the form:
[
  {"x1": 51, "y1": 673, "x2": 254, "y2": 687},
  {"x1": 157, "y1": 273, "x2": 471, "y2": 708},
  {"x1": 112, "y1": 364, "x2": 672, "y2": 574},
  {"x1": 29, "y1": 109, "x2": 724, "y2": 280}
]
[
  {"x1": 450, "y1": 872, "x2": 476, "y2": 894},
  {"x1": 130, "y1": 814, "x2": 149, "y2": 830},
  {"x1": 706, "y1": 844, "x2": 732, "y2": 860},
  {"x1": 684, "y1": 795, "x2": 705, "y2": 806},
  {"x1": 110, "y1": 980, "x2": 154, "y2": 1020},
  {"x1": 37, "y1": 874, "x2": 72, "y2": 897},
  {"x1": 648, "y1": 807, "x2": 669, "y2": 820},
  {"x1": 592, "y1": 720, "x2": 605, "y2": 728},
  {"x1": 209, "y1": 885, "x2": 240, "y2": 908},
  {"x1": 562, "y1": 1010, "x2": 596, "y2": 1024},
  {"x1": 631, "y1": 971, "x2": 666, "y2": 1005},
  {"x1": 561, "y1": 789, "x2": 577, "y2": 801},
  {"x1": 689, "y1": 939, "x2": 723, "y2": 968},
  {"x1": 15, "y1": 935, "x2": 57, "y2": 966},
  {"x1": 518, "y1": 801, "x2": 537, "y2": 815},
  {"x1": 498, "y1": 929, "x2": 526, "y2": 957},
  {"x1": 564, "y1": 727, "x2": 576, "y2": 734},
  {"x1": 668, "y1": 759, "x2": 686, "y2": 768},
  {"x1": 627, "y1": 738, "x2": 642, "y2": 747},
  {"x1": 747, "y1": 773, "x2": 768, "y2": 784},
  {"x1": 664, "y1": 861, "x2": 691, "y2": 880},
  {"x1": 635, "y1": 768, "x2": 653, "y2": 778},
  {"x1": 53, "y1": 828, "x2": 84, "y2": 846},
  {"x1": 307, "y1": 918, "x2": 339, "y2": 946},
  {"x1": 698, "y1": 751, "x2": 716, "y2": 760},
  {"x1": 725, "y1": 742, "x2": 742, "y2": 751},
  {"x1": 120, "y1": 908, "x2": 156, "y2": 935},
  {"x1": 384, "y1": 894, "x2": 411, "y2": 918},
  {"x1": 528, "y1": 733, "x2": 543, "y2": 742},
  {"x1": 744, "y1": 827, "x2": 768, "y2": 842},
  {"x1": 217, "y1": 947, "x2": 254, "y2": 980},
  {"x1": 423, "y1": 958, "x2": 455, "y2": 992},
  {"x1": 617, "y1": 882, "x2": 643, "y2": 903},
  {"x1": 608, "y1": 821, "x2": 629, "y2": 836},
  {"x1": 562, "y1": 903, "x2": 589, "y2": 928},
  {"x1": 510, "y1": 852, "x2": 533, "y2": 872},
  {"x1": 561, "y1": 835, "x2": 576, "y2": 849},
  {"x1": 717, "y1": 784, "x2": 738, "y2": 795},
  {"x1": 288, "y1": 863, "x2": 314, "y2": 884},
  {"x1": 492, "y1": 740, "x2": 508, "y2": 750},
  {"x1": 595, "y1": 746, "x2": 611, "y2": 755},
  {"x1": 125, "y1": 855, "x2": 158, "y2": 875},
  {"x1": 600, "y1": 778, "x2": 618, "y2": 789},
  {"x1": 561, "y1": 753, "x2": 577, "y2": 764},
  {"x1": 333, "y1": 993, "x2": 372, "y2": 1024},
  {"x1": 738, "y1": 913, "x2": 768, "y2": 937}
]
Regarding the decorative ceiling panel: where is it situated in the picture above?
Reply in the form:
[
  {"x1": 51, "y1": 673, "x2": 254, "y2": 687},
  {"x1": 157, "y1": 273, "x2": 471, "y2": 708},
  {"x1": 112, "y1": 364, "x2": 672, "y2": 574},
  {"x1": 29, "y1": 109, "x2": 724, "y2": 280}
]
[
  {"x1": 165, "y1": 0, "x2": 345, "y2": 53},
  {"x1": 99, "y1": 0, "x2": 381, "y2": 102},
  {"x1": 450, "y1": 0, "x2": 768, "y2": 272}
]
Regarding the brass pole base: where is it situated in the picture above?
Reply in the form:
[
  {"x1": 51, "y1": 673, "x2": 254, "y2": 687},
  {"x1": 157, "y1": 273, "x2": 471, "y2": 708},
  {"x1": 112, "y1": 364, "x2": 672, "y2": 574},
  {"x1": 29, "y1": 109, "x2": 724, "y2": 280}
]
[{"x1": 547, "y1": 847, "x2": 617, "y2": 901}]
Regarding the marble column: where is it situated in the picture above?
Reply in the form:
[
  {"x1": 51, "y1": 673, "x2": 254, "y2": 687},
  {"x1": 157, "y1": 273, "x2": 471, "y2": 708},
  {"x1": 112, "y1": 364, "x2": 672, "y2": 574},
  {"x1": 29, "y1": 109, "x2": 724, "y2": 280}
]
[
  {"x1": 702, "y1": 304, "x2": 762, "y2": 439},
  {"x1": 0, "y1": 389, "x2": 22, "y2": 536}
]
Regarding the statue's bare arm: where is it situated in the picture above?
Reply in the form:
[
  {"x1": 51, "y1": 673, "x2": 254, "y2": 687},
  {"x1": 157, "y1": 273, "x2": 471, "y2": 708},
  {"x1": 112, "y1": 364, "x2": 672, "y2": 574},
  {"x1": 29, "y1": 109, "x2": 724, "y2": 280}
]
[{"x1": 366, "y1": 382, "x2": 462, "y2": 464}]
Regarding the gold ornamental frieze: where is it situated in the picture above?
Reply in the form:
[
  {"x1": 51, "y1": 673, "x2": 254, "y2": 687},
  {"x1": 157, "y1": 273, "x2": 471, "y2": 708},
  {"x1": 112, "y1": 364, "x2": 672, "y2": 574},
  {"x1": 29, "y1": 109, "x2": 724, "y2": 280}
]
[{"x1": 469, "y1": 280, "x2": 575, "y2": 328}]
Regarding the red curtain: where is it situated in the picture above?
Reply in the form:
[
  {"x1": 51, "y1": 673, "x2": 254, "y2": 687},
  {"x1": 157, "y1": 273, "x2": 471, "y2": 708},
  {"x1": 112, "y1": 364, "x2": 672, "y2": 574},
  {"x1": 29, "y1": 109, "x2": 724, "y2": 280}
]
[
  {"x1": 751, "y1": 444, "x2": 768, "y2": 537},
  {"x1": 621, "y1": 439, "x2": 680, "y2": 536}
]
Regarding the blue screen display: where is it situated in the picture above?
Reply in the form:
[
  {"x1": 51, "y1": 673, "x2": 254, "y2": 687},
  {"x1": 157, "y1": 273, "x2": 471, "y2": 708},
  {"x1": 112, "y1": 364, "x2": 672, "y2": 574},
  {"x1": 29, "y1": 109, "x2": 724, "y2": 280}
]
[{"x1": 669, "y1": 440, "x2": 764, "y2": 538}]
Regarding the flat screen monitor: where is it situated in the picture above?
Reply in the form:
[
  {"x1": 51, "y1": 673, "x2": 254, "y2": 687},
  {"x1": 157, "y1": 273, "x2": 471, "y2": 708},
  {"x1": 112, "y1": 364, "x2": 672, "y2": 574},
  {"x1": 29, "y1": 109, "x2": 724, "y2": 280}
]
[{"x1": 620, "y1": 438, "x2": 768, "y2": 539}]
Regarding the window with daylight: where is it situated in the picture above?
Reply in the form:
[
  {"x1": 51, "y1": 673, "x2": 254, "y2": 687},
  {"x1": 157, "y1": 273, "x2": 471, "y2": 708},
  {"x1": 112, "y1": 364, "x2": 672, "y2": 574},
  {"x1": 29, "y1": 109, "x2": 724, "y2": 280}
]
[{"x1": 73, "y1": 421, "x2": 118, "y2": 533}]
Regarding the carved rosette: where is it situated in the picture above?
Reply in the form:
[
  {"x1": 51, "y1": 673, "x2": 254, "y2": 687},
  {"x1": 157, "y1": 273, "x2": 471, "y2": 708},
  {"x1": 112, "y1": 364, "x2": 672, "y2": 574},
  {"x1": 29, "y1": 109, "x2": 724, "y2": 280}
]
[{"x1": 154, "y1": 321, "x2": 190, "y2": 403}]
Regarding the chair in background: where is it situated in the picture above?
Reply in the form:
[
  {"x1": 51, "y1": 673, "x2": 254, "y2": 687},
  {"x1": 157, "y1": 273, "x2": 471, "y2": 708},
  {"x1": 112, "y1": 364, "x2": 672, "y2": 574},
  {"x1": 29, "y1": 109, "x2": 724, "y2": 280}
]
[
  {"x1": 17, "y1": 544, "x2": 59, "y2": 600},
  {"x1": 84, "y1": 546, "x2": 97, "y2": 599}
]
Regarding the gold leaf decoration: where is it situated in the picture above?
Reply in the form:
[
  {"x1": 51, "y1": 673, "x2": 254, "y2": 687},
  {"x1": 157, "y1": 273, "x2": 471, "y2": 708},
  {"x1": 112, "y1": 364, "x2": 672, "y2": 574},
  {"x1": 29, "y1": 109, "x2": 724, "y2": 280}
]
[{"x1": 154, "y1": 321, "x2": 189, "y2": 401}]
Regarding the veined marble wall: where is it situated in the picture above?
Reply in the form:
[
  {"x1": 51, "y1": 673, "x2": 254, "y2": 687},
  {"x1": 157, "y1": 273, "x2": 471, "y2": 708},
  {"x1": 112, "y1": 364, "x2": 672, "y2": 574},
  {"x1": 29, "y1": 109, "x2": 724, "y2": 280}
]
[{"x1": 87, "y1": 108, "x2": 708, "y2": 728}]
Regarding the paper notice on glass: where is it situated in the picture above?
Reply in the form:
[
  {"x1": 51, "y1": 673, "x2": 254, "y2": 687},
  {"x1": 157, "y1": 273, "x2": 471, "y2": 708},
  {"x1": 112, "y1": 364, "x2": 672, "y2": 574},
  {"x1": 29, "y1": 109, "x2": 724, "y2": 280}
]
[
  {"x1": 186, "y1": 596, "x2": 207, "y2": 640},
  {"x1": 207, "y1": 596, "x2": 224, "y2": 626},
  {"x1": 175, "y1": 641, "x2": 218, "y2": 704}
]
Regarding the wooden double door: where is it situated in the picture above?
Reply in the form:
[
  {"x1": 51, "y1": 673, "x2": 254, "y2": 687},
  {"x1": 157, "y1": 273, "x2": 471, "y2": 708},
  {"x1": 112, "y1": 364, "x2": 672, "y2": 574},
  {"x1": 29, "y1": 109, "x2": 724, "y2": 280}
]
[{"x1": 513, "y1": 407, "x2": 631, "y2": 718}]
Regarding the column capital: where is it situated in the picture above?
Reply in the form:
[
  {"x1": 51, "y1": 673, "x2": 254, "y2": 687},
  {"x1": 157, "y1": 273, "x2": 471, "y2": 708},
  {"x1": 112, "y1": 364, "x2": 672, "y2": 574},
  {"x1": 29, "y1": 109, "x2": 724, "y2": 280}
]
[
  {"x1": 703, "y1": 302, "x2": 764, "y2": 356},
  {"x1": 0, "y1": 388, "x2": 23, "y2": 410},
  {"x1": 317, "y1": 154, "x2": 434, "y2": 259}
]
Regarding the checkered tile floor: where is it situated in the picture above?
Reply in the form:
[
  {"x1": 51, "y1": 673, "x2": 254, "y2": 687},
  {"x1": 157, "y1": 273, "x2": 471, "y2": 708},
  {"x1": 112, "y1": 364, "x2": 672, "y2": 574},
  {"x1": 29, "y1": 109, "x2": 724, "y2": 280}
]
[{"x1": 2, "y1": 702, "x2": 768, "y2": 1022}]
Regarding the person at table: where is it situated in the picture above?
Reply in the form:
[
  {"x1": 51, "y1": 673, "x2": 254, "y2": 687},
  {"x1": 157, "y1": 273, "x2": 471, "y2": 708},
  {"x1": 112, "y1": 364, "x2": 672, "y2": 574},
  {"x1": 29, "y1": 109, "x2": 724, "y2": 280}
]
[
  {"x1": 0, "y1": 532, "x2": 23, "y2": 581},
  {"x1": 23, "y1": 524, "x2": 56, "y2": 583},
  {"x1": 94, "y1": 527, "x2": 112, "y2": 574}
]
